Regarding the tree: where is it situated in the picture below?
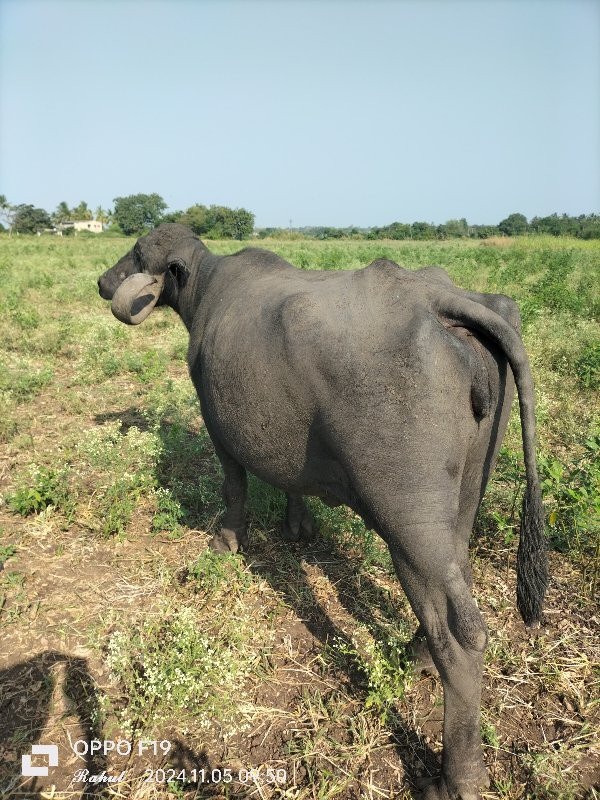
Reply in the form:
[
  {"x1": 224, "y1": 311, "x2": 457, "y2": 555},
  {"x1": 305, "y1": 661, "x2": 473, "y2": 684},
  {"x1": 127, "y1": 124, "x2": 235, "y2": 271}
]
[
  {"x1": 162, "y1": 210, "x2": 184, "y2": 224},
  {"x1": 94, "y1": 206, "x2": 112, "y2": 224},
  {"x1": 53, "y1": 201, "x2": 71, "y2": 223},
  {"x1": 179, "y1": 204, "x2": 212, "y2": 235},
  {"x1": 205, "y1": 205, "x2": 237, "y2": 238},
  {"x1": 52, "y1": 201, "x2": 95, "y2": 223},
  {"x1": 411, "y1": 221, "x2": 436, "y2": 240},
  {"x1": 72, "y1": 201, "x2": 93, "y2": 220},
  {"x1": 12, "y1": 204, "x2": 52, "y2": 234},
  {"x1": 440, "y1": 218, "x2": 468, "y2": 238},
  {"x1": 231, "y1": 208, "x2": 255, "y2": 240},
  {"x1": 177, "y1": 204, "x2": 254, "y2": 239},
  {"x1": 0, "y1": 195, "x2": 17, "y2": 234},
  {"x1": 470, "y1": 225, "x2": 499, "y2": 239},
  {"x1": 368, "y1": 221, "x2": 411, "y2": 240},
  {"x1": 112, "y1": 193, "x2": 167, "y2": 235},
  {"x1": 387, "y1": 222, "x2": 411, "y2": 239},
  {"x1": 498, "y1": 213, "x2": 528, "y2": 236},
  {"x1": 578, "y1": 214, "x2": 600, "y2": 239}
]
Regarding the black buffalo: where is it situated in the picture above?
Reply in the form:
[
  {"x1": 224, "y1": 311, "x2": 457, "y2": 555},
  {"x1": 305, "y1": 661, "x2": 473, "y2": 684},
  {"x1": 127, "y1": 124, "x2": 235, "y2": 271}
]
[{"x1": 98, "y1": 223, "x2": 547, "y2": 800}]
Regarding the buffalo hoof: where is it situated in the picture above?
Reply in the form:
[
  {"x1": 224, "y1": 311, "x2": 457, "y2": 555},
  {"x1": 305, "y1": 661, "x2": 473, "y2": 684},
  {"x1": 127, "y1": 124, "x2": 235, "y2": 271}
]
[
  {"x1": 421, "y1": 779, "x2": 451, "y2": 800},
  {"x1": 421, "y1": 779, "x2": 481, "y2": 800},
  {"x1": 281, "y1": 508, "x2": 318, "y2": 543},
  {"x1": 209, "y1": 527, "x2": 247, "y2": 554},
  {"x1": 420, "y1": 765, "x2": 488, "y2": 800}
]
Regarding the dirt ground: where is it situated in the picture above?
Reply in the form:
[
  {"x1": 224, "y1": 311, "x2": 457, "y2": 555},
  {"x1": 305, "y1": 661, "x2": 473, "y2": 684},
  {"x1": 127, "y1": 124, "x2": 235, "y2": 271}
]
[{"x1": 0, "y1": 496, "x2": 598, "y2": 799}]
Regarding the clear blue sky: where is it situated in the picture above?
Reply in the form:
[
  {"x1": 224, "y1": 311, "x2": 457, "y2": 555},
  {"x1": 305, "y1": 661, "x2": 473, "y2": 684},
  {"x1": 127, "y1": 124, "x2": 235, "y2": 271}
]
[{"x1": 1, "y1": 0, "x2": 598, "y2": 227}]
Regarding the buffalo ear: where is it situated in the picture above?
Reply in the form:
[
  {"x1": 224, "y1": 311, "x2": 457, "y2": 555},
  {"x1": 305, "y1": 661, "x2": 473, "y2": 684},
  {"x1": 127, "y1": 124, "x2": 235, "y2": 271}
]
[
  {"x1": 111, "y1": 272, "x2": 165, "y2": 325},
  {"x1": 168, "y1": 257, "x2": 189, "y2": 288},
  {"x1": 165, "y1": 237, "x2": 197, "y2": 286}
]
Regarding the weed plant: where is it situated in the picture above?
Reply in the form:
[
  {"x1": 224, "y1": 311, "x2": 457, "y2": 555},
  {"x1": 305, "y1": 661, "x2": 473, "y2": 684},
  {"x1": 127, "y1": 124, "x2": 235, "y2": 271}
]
[{"x1": 105, "y1": 603, "x2": 258, "y2": 734}]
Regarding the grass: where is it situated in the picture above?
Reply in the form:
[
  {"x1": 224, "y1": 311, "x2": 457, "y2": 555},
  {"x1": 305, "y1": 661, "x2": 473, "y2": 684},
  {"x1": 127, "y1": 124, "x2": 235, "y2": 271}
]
[
  {"x1": 0, "y1": 232, "x2": 598, "y2": 799},
  {"x1": 104, "y1": 600, "x2": 260, "y2": 735}
]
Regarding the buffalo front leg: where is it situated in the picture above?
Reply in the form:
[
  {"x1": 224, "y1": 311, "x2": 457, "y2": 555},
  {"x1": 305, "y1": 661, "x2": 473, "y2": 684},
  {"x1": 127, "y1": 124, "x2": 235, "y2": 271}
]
[
  {"x1": 390, "y1": 537, "x2": 489, "y2": 800},
  {"x1": 209, "y1": 448, "x2": 248, "y2": 554},
  {"x1": 281, "y1": 493, "x2": 318, "y2": 543}
]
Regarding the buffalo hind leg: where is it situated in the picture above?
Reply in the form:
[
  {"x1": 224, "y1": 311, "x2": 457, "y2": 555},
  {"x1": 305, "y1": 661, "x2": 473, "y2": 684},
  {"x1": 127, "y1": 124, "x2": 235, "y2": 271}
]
[
  {"x1": 209, "y1": 448, "x2": 248, "y2": 554},
  {"x1": 409, "y1": 545, "x2": 474, "y2": 678},
  {"x1": 281, "y1": 493, "x2": 317, "y2": 543},
  {"x1": 390, "y1": 541, "x2": 489, "y2": 800},
  {"x1": 409, "y1": 474, "x2": 483, "y2": 679}
]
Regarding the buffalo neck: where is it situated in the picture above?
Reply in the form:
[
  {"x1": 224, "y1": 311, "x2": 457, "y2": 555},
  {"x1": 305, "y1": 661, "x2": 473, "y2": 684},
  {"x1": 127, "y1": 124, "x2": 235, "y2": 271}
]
[{"x1": 169, "y1": 246, "x2": 218, "y2": 332}]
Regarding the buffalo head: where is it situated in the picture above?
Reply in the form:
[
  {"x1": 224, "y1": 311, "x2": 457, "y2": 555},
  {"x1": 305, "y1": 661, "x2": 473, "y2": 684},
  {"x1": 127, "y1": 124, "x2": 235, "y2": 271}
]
[{"x1": 97, "y1": 223, "x2": 198, "y2": 325}]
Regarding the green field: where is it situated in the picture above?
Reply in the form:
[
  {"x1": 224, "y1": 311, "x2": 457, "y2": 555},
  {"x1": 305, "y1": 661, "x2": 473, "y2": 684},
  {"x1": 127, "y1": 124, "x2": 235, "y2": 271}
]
[{"x1": 0, "y1": 233, "x2": 598, "y2": 799}]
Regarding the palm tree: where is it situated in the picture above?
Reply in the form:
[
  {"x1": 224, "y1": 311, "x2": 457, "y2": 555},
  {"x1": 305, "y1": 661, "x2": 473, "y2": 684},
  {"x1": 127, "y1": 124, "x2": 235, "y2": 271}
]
[
  {"x1": 53, "y1": 201, "x2": 71, "y2": 223},
  {"x1": 72, "y1": 201, "x2": 93, "y2": 221},
  {"x1": 94, "y1": 205, "x2": 112, "y2": 224}
]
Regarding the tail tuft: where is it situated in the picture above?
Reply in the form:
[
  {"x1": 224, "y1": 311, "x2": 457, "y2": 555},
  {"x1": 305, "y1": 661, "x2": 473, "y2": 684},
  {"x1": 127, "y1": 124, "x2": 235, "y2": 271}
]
[{"x1": 516, "y1": 486, "x2": 548, "y2": 627}]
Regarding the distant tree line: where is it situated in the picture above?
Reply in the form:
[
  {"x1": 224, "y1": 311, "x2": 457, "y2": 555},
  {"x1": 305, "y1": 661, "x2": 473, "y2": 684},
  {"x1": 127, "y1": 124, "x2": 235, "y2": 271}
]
[
  {"x1": 0, "y1": 196, "x2": 115, "y2": 235},
  {"x1": 263, "y1": 212, "x2": 599, "y2": 241},
  {"x1": 1, "y1": 193, "x2": 598, "y2": 240},
  {"x1": 0, "y1": 193, "x2": 255, "y2": 240}
]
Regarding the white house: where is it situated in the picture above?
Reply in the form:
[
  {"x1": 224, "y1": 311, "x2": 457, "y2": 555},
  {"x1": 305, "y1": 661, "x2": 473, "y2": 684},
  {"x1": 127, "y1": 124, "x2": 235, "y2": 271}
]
[{"x1": 58, "y1": 220, "x2": 103, "y2": 234}]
